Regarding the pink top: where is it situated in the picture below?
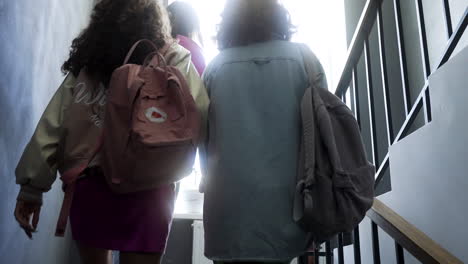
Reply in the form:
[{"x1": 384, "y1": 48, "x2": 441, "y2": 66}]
[{"x1": 177, "y1": 35, "x2": 206, "y2": 75}]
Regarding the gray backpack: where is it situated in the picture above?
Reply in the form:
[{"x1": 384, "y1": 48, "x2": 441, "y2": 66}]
[{"x1": 293, "y1": 44, "x2": 375, "y2": 242}]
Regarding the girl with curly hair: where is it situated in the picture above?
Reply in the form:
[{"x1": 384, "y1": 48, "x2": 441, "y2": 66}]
[
  {"x1": 13, "y1": 0, "x2": 208, "y2": 263},
  {"x1": 201, "y1": 0, "x2": 326, "y2": 263}
]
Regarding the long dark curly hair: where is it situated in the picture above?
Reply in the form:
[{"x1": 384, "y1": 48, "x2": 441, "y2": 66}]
[
  {"x1": 217, "y1": 0, "x2": 295, "y2": 50},
  {"x1": 62, "y1": 0, "x2": 171, "y2": 84}
]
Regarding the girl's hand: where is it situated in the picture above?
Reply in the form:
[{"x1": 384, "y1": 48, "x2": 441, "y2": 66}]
[{"x1": 14, "y1": 200, "x2": 41, "y2": 239}]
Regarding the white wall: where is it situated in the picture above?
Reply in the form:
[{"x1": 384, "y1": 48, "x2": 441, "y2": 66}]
[
  {"x1": 0, "y1": 1, "x2": 92, "y2": 263},
  {"x1": 385, "y1": 46, "x2": 468, "y2": 263}
]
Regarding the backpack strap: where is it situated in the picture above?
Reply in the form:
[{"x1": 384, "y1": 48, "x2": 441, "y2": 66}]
[
  {"x1": 298, "y1": 44, "x2": 319, "y2": 183},
  {"x1": 294, "y1": 45, "x2": 319, "y2": 222},
  {"x1": 55, "y1": 135, "x2": 103, "y2": 237},
  {"x1": 55, "y1": 163, "x2": 87, "y2": 236},
  {"x1": 293, "y1": 87, "x2": 315, "y2": 221},
  {"x1": 123, "y1": 39, "x2": 159, "y2": 65},
  {"x1": 123, "y1": 39, "x2": 175, "y2": 65}
]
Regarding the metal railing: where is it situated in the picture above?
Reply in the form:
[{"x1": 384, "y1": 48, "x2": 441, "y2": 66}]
[
  {"x1": 335, "y1": 0, "x2": 467, "y2": 187},
  {"x1": 300, "y1": 0, "x2": 467, "y2": 262},
  {"x1": 366, "y1": 200, "x2": 463, "y2": 264}
]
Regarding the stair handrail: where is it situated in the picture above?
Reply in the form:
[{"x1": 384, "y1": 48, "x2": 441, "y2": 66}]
[
  {"x1": 367, "y1": 199, "x2": 463, "y2": 264},
  {"x1": 335, "y1": 0, "x2": 383, "y2": 98},
  {"x1": 324, "y1": 0, "x2": 467, "y2": 262}
]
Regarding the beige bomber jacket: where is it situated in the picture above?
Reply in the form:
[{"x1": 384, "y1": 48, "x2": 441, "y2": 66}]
[{"x1": 15, "y1": 44, "x2": 210, "y2": 205}]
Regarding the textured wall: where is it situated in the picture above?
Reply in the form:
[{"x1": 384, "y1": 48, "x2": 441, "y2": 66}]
[{"x1": 0, "y1": 1, "x2": 92, "y2": 263}]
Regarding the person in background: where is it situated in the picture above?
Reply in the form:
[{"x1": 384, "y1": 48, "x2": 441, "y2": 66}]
[
  {"x1": 13, "y1": 0, "x2": 209, "y2": 263},
  {"x1": 200, "y1": 0, "x2": 326, "y2": 263},
  {"x1": 167, "y1": 1, "x2": 206, "y2": 75}
]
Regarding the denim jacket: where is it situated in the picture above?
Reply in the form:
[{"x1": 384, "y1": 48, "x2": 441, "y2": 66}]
[{"x1": 201, "y1": 40, "x2": 317, "y2": 261}]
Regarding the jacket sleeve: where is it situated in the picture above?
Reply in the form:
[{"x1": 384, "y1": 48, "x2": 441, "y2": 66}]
[
  {"x1": 172, "y1": 52, "x2": 210, "y2": 129},
  {"x1": 167, "y1": 44, "x2": 210, "y2": 192},
  {"x1": 15, "y1": 74, "x2": 76, "y2": 204},
  {"x1": 198, "y1": 61, "x2": 217, "y2": 193},
  {"x1": 198, "y1": 67, "x2": 212, "y2": 193}
]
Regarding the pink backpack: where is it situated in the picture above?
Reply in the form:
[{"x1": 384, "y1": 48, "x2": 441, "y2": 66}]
[
  {"x1": 102, "y1": 39, "x2": 201, "y2": 193},
  {"x1": 55, "y1": 39, "x2": 200, "y2": 236}
]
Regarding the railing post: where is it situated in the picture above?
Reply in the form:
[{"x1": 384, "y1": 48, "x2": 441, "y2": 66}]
[
  {"x1": 377, "y1": 4, "x2": 394, "y2": 144},
  {"x1": 423, "y1": 89, "x2": 432, "y2": 123},
  {"x1": 338, "y1": 233, "x2": 344, "y2": 264},
  {"x1": 372, "y1": 222, "x2": 381, "y2": 264},
  {"x1": 364, "y1": 38, "x2": 378, "y2": 167},
  {"x1": 352, "y1": 68, "x2": 361, "y2": 128},
  {"x1": 442, "y1": 0, "x2": 453, "y2": 38},
  {"x1": 314, "y1": 245, "x2": 320, "y2": 264},
  {"x1": 354, "y1": 226, "x2": 362, "y2": 264},
  {"x1": 325, "y1": 241, "x2": 332, "y2": 264},
  {"x1": 393, "y1": 0, "x2": 411, "y2": 115},
  {"x1": 395, "y1": 241, "x2": 405, "y2": 264},
  {"x1": 438, "y1": 9, "x2": 468, "y2": 69},
  {"x1": 415, "y1": 0, "x2": 431, "y2": 78}
]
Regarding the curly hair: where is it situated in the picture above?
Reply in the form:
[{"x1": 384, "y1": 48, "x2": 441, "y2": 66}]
[
  {"x1": 62, "y1": 0, "x2": 172, "y2": 84},
  {"x1": 217, "y1": 0, "x2": 295, "y2": 50}
]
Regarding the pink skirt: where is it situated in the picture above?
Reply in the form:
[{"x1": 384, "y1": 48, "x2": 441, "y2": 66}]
[{"x1": 69, "y1": 171, "x2": 176, "y2": 253}]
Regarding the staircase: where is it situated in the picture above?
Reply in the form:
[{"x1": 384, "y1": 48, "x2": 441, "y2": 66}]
[{"x1": 300, "y1": 0, "x2": 467, "y2": 263}]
